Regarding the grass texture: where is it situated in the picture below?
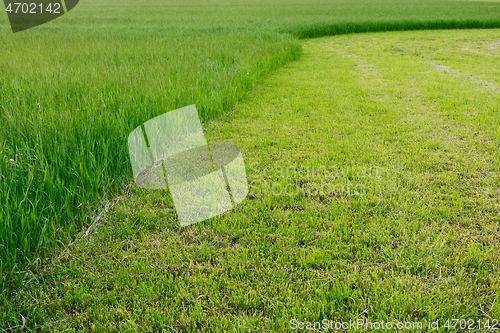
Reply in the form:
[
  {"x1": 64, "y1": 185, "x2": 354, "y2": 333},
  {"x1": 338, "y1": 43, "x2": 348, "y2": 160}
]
[
  {"x1": 1, "y1": 0, "x2": 500, "y2": 323},
  {"x1": 3, "y1": 28, "x2": 500, "y2": 331}
]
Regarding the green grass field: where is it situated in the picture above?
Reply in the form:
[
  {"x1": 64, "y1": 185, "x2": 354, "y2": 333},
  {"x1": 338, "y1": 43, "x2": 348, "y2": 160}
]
[{"x1": 1, "y1": 0, "x2": 500, "y2": 330}]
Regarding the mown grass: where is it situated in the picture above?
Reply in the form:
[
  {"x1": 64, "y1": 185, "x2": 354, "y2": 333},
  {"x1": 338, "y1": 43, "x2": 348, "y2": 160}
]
[
  {"x1": 4, "y1": 28, "x2": 499, "y2": 331},
  {"x1": 1, "y1": 0, "x2": 500, "y2": 327}
]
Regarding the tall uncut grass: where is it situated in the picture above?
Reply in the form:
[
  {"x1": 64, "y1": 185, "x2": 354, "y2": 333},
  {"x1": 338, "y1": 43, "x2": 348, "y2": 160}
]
[
  {"x1": 1, "y1": 0, "x2": 500, "y2": 290},
  {"x1": 0, "y1": 28, "x2": 300, "y2": 291}
]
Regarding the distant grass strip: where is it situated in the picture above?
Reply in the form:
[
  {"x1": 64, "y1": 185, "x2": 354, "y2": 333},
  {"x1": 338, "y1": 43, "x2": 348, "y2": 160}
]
[{"x1": 288, "y1": 19, "x2": 500, "y2": 39}]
